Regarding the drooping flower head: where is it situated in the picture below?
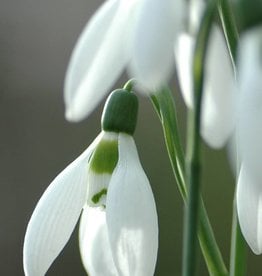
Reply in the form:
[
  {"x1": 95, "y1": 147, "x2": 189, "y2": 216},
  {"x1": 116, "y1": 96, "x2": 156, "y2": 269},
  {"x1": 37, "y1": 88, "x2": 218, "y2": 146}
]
[
  {"x1": 23, "y1": 86, "x2": 158, "y2": 275},
  {"x1": 65, "y1": 0, "x2": 185, "y2": 122},
  {"x1": 175, "y1": 3, "x2": 236, "y2": 149}
]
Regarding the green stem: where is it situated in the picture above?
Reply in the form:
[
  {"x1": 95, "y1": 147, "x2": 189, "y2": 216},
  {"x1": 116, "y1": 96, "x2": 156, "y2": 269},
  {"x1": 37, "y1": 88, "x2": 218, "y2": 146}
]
[
  {"x1": 182, "y1": 3, "x2": 216, "y2": 276},
  {"x1": 217, "y1": 0, "x2": 239, "y2": 67},
  {"x1": 229, "y1": 198, "x2": 246, "y2": 276},
  {"x1": 217, "y1": 2, "x2": 247, "y2": 275},
  {"x1": 151, "y1": 87, "x2": 228, "y2": 276},
  {"x1": 199, "y1": 200, "x2": 228, "y2": 276},
  {"x1": 151, "y1": 91, "x2": 186, "y2": 198}
]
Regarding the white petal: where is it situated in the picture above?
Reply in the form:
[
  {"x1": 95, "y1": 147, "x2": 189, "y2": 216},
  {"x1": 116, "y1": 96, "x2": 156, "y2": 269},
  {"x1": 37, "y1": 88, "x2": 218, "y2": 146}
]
[
  {"x1": 189, "y1": 0, "x2": 205, "y2": 34},
  {"x1": 106, "y1": 134, "x2": 158, "y2": 276},
  {"x1": 236, "y1": 26, "x2": 262, "y2": 254},
  {"x1": 176, "y1": 27, "x2": 236, "y2": 148},
  {"x1": 237, "y1": 26, "x2": 262, "y2": 85},
  {"x1": 129, "y1": 0, "x2": 185, "y2": 91},
  {"x1": 201, "y1": 26, "x2": 236, "y2": 148},
  {"x1": 86, "y1": 131, "x2": 119, "y2": 207},
  {"x1": 64, "y1": 0, "x2": 118, "y2": 121},
  {"x1": 64, "y1": 0, "x2": 138, "y2": 122},
  {"x1": 79, "y1": 206, "x2": 118, "y2": 276},
  {"x1": 23, "y1": 134, "x2": 102, "y2": 276},
  {"x1": 237, "y1": 26, "x2": 262, "y2": 174},
  {"x1": 237, "y1": 165, "x2": 262, "y2": 254},
  {"x1": 201, "y1": 26, "x2": 235, "y2": 148},
  {"x1": 175, "y1": 32, "x2": 195, "y2": 108}
]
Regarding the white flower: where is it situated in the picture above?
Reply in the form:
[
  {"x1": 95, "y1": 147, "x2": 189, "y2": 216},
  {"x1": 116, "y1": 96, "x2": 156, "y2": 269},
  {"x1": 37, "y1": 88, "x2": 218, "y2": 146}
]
[
  {"x1": 175, "y1": 25, "x2": 236, "y2": 149},
  {"x1": 236, "y1": 26, "x2": 262, "y2": 254},
  {"x1": 64, "y1": 0, "x2": 185, "y2": 122},
  {"x1": 23, "y1": 131, "x2": 158, "y2": 275}
]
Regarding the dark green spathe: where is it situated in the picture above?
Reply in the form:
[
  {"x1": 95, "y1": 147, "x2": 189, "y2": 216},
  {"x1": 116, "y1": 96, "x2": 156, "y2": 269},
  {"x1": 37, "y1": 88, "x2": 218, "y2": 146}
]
[
  {"x1": 89, "y1": 139, "x2": 118, "y2": 174},
  {"x1": 101, "y1": 89, "x2": 138, "y2": 135}
]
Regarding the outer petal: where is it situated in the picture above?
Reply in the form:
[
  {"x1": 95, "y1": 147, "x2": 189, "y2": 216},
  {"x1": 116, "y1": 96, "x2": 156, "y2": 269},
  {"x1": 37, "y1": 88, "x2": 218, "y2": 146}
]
[
  {"x1": 129, "y1": 0, "x2": 185, "y2": 91},
  {"x1": 175, "y1": 32, "x2": 195, "y2": 108},
  {"x1": 237, "y1": 26, "x2": 262, "y2": 175},
  {"x1": 176, "y1": 27, "x2": 235, "y2": 148},
  {"x1": 201, "y1": 26, "x2": 236, "y2": 148},
  {"x1": 23, "y1": 134, "x2": 102, "y2": 276},
  {"x1": 106, "y1": 134, "x2": 158, "y2": 276},
  {"x1": 189, "y1": 0, "x2": 205, "y2": 34},
  {"x1": 65, "y1": 0, "x2": 119, "y2": 108},
  {"x1": 64, "y1": 0, "x2": 138, "y2": 122},
  {"x1": 175, "y1": 1, "x2": 205, "y2": 106},
  {"x1": 79, "y1": 206, "x2": 118, "y2": 276},
  {"x1": 236, "y1": 28, "x2": 262, "y2": 254},
  {"x1": 237, "y1": 165, "x2": 262, "y2": 254}
]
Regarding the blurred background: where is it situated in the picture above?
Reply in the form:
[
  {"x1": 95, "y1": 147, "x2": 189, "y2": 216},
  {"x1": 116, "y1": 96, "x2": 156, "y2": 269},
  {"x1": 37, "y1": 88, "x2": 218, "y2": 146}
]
[{"x1": 1, "y1": 0, "x2": 261, "y2": 275}]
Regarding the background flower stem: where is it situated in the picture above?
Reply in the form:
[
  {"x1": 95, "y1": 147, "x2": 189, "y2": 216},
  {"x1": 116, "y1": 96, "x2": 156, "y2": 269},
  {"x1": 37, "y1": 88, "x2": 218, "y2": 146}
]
[
  {"x1": 151, "y1": 86, "x2": 228, "y2": 276},
  {"x1": 229, "y1": 198, "x2": 247, "y2": 276},
  {"x1": 182, "y1": 2, "x2": 216, "y2": 276},
  {"x1": 217, "y1": 1, "x2": 247, "y2": 274}
]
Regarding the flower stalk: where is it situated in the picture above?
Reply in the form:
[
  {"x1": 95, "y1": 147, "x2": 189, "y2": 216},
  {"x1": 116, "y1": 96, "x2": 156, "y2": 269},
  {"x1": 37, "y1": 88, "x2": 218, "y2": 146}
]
[
  {"x1": 182, "y1": 3, "x2": 216, "y2": 276},
  {"x1": 229, "y1": 198, "x2": 247, "y2": 276},
  {"x1": 217, "y1": 1, "x2": 248, "y2": 274},
  {"x1": 151, "y1": 86, "x2": 227, "y2": 275}
]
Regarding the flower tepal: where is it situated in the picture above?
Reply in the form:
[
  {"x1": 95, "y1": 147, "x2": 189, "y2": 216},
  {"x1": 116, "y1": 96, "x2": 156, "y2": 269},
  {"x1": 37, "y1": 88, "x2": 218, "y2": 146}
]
[
  {"x1": 64, "y1": 0, "x2": 185, "y2": 122},
  {"x1": 23, "y1": 87, "x2": 158, "y2": 276},
  {"x1": 236, "y1": 26, "x2": 262, "y2": 255}
]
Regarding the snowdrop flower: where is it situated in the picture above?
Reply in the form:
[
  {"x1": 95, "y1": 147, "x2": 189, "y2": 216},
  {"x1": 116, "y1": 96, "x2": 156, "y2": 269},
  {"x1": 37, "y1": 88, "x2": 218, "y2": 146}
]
[
  {"x1": 236, "y1": 26, "x2": 262, "y2": 254},
  {"x1": 65, "y1": 0, "x2": 185, "y2": 122},
  {"x1": 23, "y1": 89, "x2": 158, "y2": 275},
  {"x1": 175, "y1": 24, "x2": 236, "y2": 149}
]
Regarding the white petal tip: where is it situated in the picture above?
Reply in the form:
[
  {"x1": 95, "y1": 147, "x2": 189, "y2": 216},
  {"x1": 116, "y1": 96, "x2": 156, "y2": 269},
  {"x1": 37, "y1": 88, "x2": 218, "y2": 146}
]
[
  {"x1": 237, "y1": 165, "x2": 262, "y2": 254},
  {"x1": 65, "y1": 108, "x2": 79, "y2": 122},
  {"x1": 64, "y1": 100, "x2": 91, "y2": 122}
]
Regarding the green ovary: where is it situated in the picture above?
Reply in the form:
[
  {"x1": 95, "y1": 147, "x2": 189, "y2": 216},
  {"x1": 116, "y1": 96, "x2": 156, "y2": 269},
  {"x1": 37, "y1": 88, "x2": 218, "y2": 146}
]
[{"x1": 89, "y1": 139, "x2": 118, "y2": 174}]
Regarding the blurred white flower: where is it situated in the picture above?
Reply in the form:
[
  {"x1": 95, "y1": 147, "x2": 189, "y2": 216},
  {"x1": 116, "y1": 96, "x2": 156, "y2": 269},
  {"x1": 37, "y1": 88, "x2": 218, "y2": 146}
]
[
  {"x1": 175, "y1": 25, "x2": 236, "y2": 149},
  {"x1": 64, "y1": 0, "x2": 185, "y2": 122},
  {"x1": 236, "y1": 26, "x2": 262, "y2": 254}
]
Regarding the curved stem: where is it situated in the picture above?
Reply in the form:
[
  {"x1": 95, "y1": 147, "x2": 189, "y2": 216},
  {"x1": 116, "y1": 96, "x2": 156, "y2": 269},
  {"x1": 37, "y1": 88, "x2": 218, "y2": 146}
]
[
  {"x1": 151, "y1": 87, "x2": 228, "y2": 276},
  {"x1": 151, "y1": 91, "x2": 186, "y2": 198}
]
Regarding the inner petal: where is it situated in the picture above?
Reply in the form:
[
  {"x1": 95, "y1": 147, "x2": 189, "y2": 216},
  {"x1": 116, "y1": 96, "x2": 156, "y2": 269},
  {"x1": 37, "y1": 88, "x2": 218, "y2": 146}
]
[{"x1": 86, "y1": 131, "x2": 119, "y2": 207}]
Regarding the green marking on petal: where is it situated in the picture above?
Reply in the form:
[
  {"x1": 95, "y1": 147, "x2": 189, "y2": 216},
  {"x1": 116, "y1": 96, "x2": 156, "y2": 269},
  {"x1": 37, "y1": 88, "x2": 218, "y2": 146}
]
[
  {"x1": 92, "y1": 188, "x2": 107, "y2": 204},
  {"x1": 89, "y1": 139, "x2": 118, "y2": 174}
]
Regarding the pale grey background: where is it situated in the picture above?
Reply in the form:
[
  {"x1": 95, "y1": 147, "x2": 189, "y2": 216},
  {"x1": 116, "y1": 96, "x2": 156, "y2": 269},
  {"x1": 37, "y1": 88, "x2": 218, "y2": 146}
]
[{"x1": 1, "y1": 0, "x2": 261, "y2": 275}]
